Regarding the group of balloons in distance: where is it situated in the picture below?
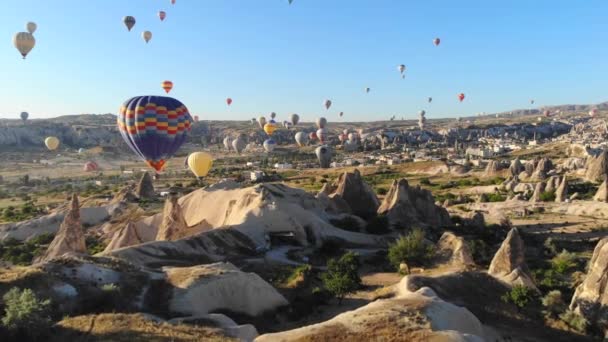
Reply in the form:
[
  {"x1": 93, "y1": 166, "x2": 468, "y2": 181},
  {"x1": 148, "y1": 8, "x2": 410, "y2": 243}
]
[{"x1": 123, "y1": 0, "x2": 176, "y2": 44}]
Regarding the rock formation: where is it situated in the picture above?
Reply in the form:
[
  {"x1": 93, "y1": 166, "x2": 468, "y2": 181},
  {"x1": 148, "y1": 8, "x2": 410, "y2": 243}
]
[
  {"x1": 508, "y1": 158, "x2": 524, "y2": 176},
  {"x1": 570, "y1": 237, "x2": 608, "y2": 336},
  {"x1": 136, "y1": 172, "x2": 155, "y2": 199},
  {"x1": 110, "y1": 186, "x2": 137, "y2": 204},
  {"x1": 104, "y1": 222, "x2": 143, "y2": 252},
  {"x1": 377, "y1": 179, "x2": 451, "y2": 230},
  {"x1": 437, "y1": 232, "x2": 475, "y2": 269},
  {"x1": 545, "y1": 175, "x2": 561, "y2": 193},
  {"x1": 585, "y1": 149, "x2": 608, "y2": 183},
  {"x1": 37, "y1": 194, "x2": 86, "y2": 262},
  {"x1": 529, "y1": 181, "x2": 546, "y2": 203},
  {"x1": 555, "y1": 176, "x2": 568, "y2": 202},
  {"x1": 488, "y1": 228, "x2": 537, "y2": 290},
  {"x1": 501, "y1": 176, "x2": 519, "y2": 192},
  {"x1": 156, "y1": 195, "x2": 190, "y2": 241},
  {"x1": 166, "y1": 262, "x2": 288, "y2": 317},
  {"x1": 332, "y1": 169, "x2": 379, "y2": 219},
  {"x1": 484, "y1": 160, "x2": 500, "y2": 178},
  {"x1": 531, "y1": 157, "x2": 553, "y2": 180},
  {"x1": 464, "y1": 211, "x2": 485, "y2": 229},
  {"x1": 594, "y1": 175, "x2": 608, "y2": 202}
]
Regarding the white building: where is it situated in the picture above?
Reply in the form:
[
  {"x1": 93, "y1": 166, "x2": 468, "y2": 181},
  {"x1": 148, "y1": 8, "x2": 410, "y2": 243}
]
[
  {"x1": 250, "y1": 171, "x2": 264, "y2": 182},
  {"x1": 274, "y1": 163, "x2": 293, "y2": 169}
]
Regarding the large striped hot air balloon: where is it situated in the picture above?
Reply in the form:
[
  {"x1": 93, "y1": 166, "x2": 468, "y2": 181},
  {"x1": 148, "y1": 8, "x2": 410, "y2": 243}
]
[
  {"x1": 162, "y1": 81, "x2": 173, "y2": 94},
  {"x1": 117, "y1": 96, "x2": 192, "y2": 172}
]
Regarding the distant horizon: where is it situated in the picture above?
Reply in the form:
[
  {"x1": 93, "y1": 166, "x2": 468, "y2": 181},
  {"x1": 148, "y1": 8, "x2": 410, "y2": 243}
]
[{"x1": 2, "y1": 1, "x2": 608, "y2": 121}]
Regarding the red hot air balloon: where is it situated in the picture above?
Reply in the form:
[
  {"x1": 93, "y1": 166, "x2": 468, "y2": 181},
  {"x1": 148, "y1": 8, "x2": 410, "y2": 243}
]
[
  {"x1": 162, "y1": 81, "x2": 173, "y2": 94},
  {"x1": 226, "y1": 98, "x2": 233, "y2": 106},
  {"x1": 433, "y1": 38, "x2": 441, "y2": 46},
  {"x1": 158, "y1": 11, "x2": 166, "y2": 21},
  {"x1": 309, "y1": 132, "x2": 317, "y2": 141},
  {"x1": 171, "y1": 0, "x2": 176, "y2": 4},
  {"x1": 458, "y1": 93, "x2": 465, "y2": 102}
]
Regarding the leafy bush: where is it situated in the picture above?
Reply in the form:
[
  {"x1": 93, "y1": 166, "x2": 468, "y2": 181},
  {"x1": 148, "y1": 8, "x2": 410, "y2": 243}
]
[
  {"x1": 365, "y1": 215, "x2": 390, "y2": 235},
  {"x1": 543, "y1": 237, "x2": 558, "y2": 256},
  {"x1": 486, "y1": 193, "x2": 506, "y2": 203},
  {"x1": 86, "y1": 236, "x2": 107, "y2": 255},
  {"x1": 376, "y1": 187, "x2": 388, "y2": 195},
  {"x1": 419, "y1": 178, "x2": 432, "y2": 186},
  {"x1": 541, "y1": 290, "x2": 566, "y2": 318},
  {"x1": 551, "y1": 250, "x2": 577, "y2": 274},
  {"x1": 500, "y1": 285, "x2": 536, "y2": 309},
  {"x1": 1, "y1": 288, "x2": 52, "y2": 339},
  {"x1": 321, "y1": 252, "x2": 361, "y2": 304},
  {"x1": 388, "y1": 229, "x2": 434, "y2": 269},
  {"x1": 559, "y1": 310, "x2": 588, "y2": 333},
  {"x1": 0, "y1": 235, "x2": 52, "y2": 266},
  {"x1": 539, "y1": 191, "x2": 556, "y2": 202},
  {"x1": 467, "y1": 239, "x2": 491, "y2": 265}
]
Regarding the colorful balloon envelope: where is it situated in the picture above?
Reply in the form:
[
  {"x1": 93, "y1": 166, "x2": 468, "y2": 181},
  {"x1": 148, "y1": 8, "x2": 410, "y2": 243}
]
[
  {"x1": 123, "y1": 16, "x2": 136, "y2": 31},
  {"x1": 316, "y1": 128, "x2": 328, "y2": 144},
  {"x1": 316, "y1": 117, "x2": 327, "y2": 129},
  {"x1": 433, "y1": 38, "x2": 441, "y2": 46},
  {"x1": 13, "y1": 32, "x2": 35, "y2": 59},
  {"x1": 294, "y1": 132, "x2": 308, "y2": 147},
  {"x1": 226, "y1": 98, "x2": 233, "y2": 106},
  {"x1": 117, "y1": 96, "x2": 192, "y2": 172},
  {"x1": 162, "y1": 81, "x2": 173, "y2": 94},
  {"x1": 171, "y1": 0, "x2": 176, "y2": 4},
  {"x1": 263, "y1": 139, "x2": 276, "y2": 153},
  {"x1": 142, "y1": 31, "x2": 152, "y2": 43},
  {"x1": 159, "y1": 11, "x2": 166, "y2": 21},
  {"x1": 188, "y1": 152, "x2": 213, "y2": 178},
  {"x1": 309, "y1": 132, "x2": 317, "y2": 141},
  {"x1": 458, "y1": 93, "x2": 465, "y2": 102},
  {"x1": 264, "y1": 120, "x2": 278, "y2": 136},
  {"x1": 45, "y1": 136, "x2": 60, "y2": 151},
  {"x1": 590, "y1": 109, "x2": 598, "y2": 117}
]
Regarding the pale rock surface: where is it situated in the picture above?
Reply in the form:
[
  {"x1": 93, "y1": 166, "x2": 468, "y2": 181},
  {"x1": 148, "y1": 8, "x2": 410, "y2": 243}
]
[
  {"x1": 37, "y1": 194, "x2": 86, "y2": 262},
  {"x1": 331, "y1": 169, "x2": 380, "y2": 219},
  {"x1": 554, "y1": 176, "x2": 568, "y2": 203},
  {"x1": 508, "y1": 158, "x2": 524, "y2": 176},
  {"x1": 103, "y1": 222, "x2": 143, "y2": 252},
  {"x1": 169, "y1": 313, "x2": 258, "y2": 341},
  {"x1": 594, "y1": 175, "x2": 608, "y2": 202},
  {"x1": 531, "y1": 157, "x2": 553, "y2": 180},
  {"x1": 529, "y1": 182, "x2": 546, "y2": 203},
  {"x1": 483, "y1": 160, "x2": 500, "y2": 178},
  {"x1": 545, "y1": 175, "x2": 561, "y2": 194},
  {"x1": 488, "y1": 228, "x2": 538, "y2": 291},
  {"x1": 437, "y1": 232, "x2": 475, "y2": 269},
  {"x1": 136, "y1": 172, "x2": 155, "y2": 199},
  {"x1": 585, "y1": 149, "x2": 608, "y2": 183},
  {"x1": 156, "y1": 195, "x2": 192, "y2": 241}
]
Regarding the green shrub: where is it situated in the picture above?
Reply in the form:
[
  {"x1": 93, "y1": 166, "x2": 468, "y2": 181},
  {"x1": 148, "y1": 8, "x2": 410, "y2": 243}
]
[
  {"x1": 551, "y1": 250, "x2": 577, "y2": 274},
  {"x1": 419, "y1": 178, "x2": 431, "y2": 186},
  {"x1": 365, "y1": 215, "x2": 390, "y2": 235},
  {"x1": 486, "y1": 193, "x2": 506, "y2": 203},
  {"x1": 559, "y1": 310, "x2": 588, "y2": 333},
  {"x1": 388, "y1": 229, "x2": 434, "y2": 269},
  {"x1": 543, "y1": 237, "x2": 558, "y2": 256},
  {"x1": 1, "y1": 288, "x2": 52, "y2": 339},
  {"x1": 539, "y1": 191, "x2": 556, "y2": 202},
  {"x1": 541, "y1": 290, "x2": 566, "y2": 318},
  {"x1": 376, "y1": 187, "x2": 388, "y2": 195},
  {"x1": 500, "y1": 285, "x2": 536, "y2": 309},
  {"x1": 86, "y1": 236, "x2": 106, "y2": 255},
  {"x1": 321, "y1": 252, "x2": 361, "y2": 304}
]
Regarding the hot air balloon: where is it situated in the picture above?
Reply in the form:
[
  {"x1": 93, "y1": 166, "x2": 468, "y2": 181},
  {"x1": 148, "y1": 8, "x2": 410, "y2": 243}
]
[
  {"x1": 288, "y1": 0, "x2": 294, "y2": 4},
  {"x1": 13, "y1": 32, "x2": 35, "y2": 59},
  {"x1": 283, "y1": 121, "x2": 292, "y2": 129},
  {"x1": 365, "y1": 87, "x2": 371, "y2": 93},
  {"x1": 171, "y1": 0, "x2": 176, "y2": 4},
  {"x1": 338, "y1": 133, "x2": 347, "y2": 143},
  {"x1": 398, "y1": 64, "x2": 406, "y2": 75},
  {"x1": 339, "y1": 112, "x2": 344, "y2": 118},
  {"x1": 223, "y1": 136, "x2": 233, "y2": 151},
  {"x1": 264, "y1": 120, "x2": 278, "y2": 136},
  {"x1": 530, "y1": 99, "x2": 535, "y2": 105},
  {"x1": 428, "y1": 97, "x2": 433, "y2": 103},
  {"x1": 309, "y1": 132, "x2": 317, "y2": 141},
  {"x1": 270, "y1": 112, "x2": 277, "y2": 120},
  {"x1": 26, "y1": 22, "x2": 37, "y2": 35},
  {"x1": 419, "y1": 110, "x2": 426, "y2": 116},
  {"x1": 232, "y1": 136, "x2": 246, "y2": 153},
  {"x1": 188, "y1": 152, "x2": 214, "y2": 178},
  {"x1": 45, "y1": 137, "x2": 60, "y2": 151},
  {"x1": 83, "y1": 161, "x2": 99, "y2": 172},
  {"x1": 458, "y1": 93, "x2": 465, "y2": 102},
  {"x1": 315, "y1": 146, "x2": 332, "y2": 168},
  {"x1": 78, "y1": 148, "x2": 85, "y2": 154},
  {"x1": 291, "y1": 114, "x2": 300, "y2": 126},
  {"x1": 158, "y1": 11, "x2": 166, "y2": 21},
  {"x1": 316, "y1": 117, "x2": 327, "y2": 129},
  {"x1": 226, "y1": 98, "x2": 233, "y2": 106},
  {"x1": 433, "y1": 38, "x2": 441, "y2": 46},
  {"x1": 251, "y1": 118, "x2": 257, "y2": 125},
  {"x1": 258, "y1": 116, "x2": 267, "y2": 129},
  {"x1": 324, "y1": 100, "x2": 332, "y2": 110},
  {"x1": 316, "y1": 128, "x2": 328, "y2": 144},
  {"x1": 117, "y1": 96, "x2": 192, "y2": 172},
  {"x1": 162, "y1": 81, "x2": 173, "y2": 94},
  {"x1": 123, "y1": 16, "x2": 136, "y2": 31},
  {"x1": 589, "y1": 109, "x2": 598, "y2": 117},
  {"x1": 263, "y1": 139, "x2": 276, "y2": 153},
  {"x1": 294, "y1": 132, "x2": 308, "y2": 147},
  {"x1": 20, "y1": 112, "x2": 28, "y2": 123},
  {"x1": 348, "y1": 132, "x2": 357, "y2": 143},
  {"x1": 142, "y1": 31, "x2": 152, "y2": 43},
  {"x1": 194, "y1": 115, "x2": 199, "y2": 122},
  {"x1": 544, "y1": 110, "x2": 551, "y2": 118}
]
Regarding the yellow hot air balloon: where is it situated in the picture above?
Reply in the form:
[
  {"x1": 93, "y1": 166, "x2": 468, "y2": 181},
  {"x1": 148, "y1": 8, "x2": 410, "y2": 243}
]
[
  {"x1": 45, "y1": 136, "x2": 60, "y2": 151},
  {"x1": 264, "y1": 121, "x2": 278, "y2": 136},
  {"x1": 188, "y1": 152, "x2": 213, "y2": 178}
]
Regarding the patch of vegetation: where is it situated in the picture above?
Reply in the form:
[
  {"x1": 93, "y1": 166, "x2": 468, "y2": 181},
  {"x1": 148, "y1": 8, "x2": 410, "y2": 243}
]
[
  {"x1": 539, "y1": 191, "x2": 556, "y2": 202},
  {"x1": 1, "y1": 287, "x2": 52, "y2": 340},
  {"x1": 85, "y1": 236, "x2": 106, "y2": 255},
  {"x1": 569, "y1": 181, "x2": 598, "y2": 200},
  {"x1": 419, "y1": 178, "x2": 432, "y2": 186},
  {"x1": 541, "y1": 290, "x2": 566, "y2": 318},
  {"x1": 550, "y1": 250, "x2": 577, "y2": 274},
  {"x1": 500, "y1": 285, "x2": 537, "y2": 309},
  {"x1": 559, "y1": 310, "x2": 588, "y2": 333},
  {"x1": 1, "y1": 202, "x2": 44, "y2": 223},
  {"x1": 467, "y1": 239, "x2": 492, "y2": 265},
  {"x1": 387, "y1": 229, "x2": 434, "y2": 269},
  {"x1": 330, "y1": 216, "x2": 361, "y2": 233},
  {"x1": 485, "y1": 192, "x2": 506, "y2": 203},
  {"x1": 0, "y1": 234, "x2": 54, "y2": 266},
  {"x1": 376, "y1": 187, "x2": 388, "y2": 195},
  {"x1": 321, "y1": 252, "x2": 361, "y2": 304},
  {"x1": 365, "y1": 215, "x2": 390, "y2": 235}
]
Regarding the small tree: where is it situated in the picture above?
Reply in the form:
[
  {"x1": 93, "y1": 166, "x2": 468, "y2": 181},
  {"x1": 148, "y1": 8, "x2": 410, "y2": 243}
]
[
  {"x1": 542, "y1": 290, "x2": 566, "y2": 318},
  {"x1": 551, "y1": 249, "x2": 577, "y2": 274},
  {"x1": 321, "y1": 252, "x2": 361, "y2": 304},
  {"x1": 559, "y1": 310, "x2": 588, "y2": 333},
  {"x1": 500, "y1": 285, "x2": 536, "y2": 309},
  {"x1": 388, "y1": 229, "x2": 434, "y2": 269},
  {"x1": 2, "y1": 288, "x2": 52, "y2": 339}
]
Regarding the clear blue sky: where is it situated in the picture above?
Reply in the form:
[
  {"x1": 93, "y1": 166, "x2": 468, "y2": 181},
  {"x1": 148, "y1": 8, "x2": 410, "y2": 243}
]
[{"x1": 1, "y1": 0, "x2": 608, "y2": 121}]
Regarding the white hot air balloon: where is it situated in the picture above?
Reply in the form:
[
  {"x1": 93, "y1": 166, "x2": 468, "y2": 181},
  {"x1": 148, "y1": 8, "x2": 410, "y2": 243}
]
[
  {"x1": 26, "y1": 22, "x2": 37, "y2": 34},
  {"x1": 316, "y1": 117, "x2": 327, "y2": 129},
  {"x1": 294, "y1": 132, "x2": 308, "y2": 147},
  {"x1": 142, "y1": 31, "x2": 152, "y2": 43},
  {"x1": 263, "y1": 139, "x2": 276, "y2": 153},
  {"x1": 13, "y1": 32, "x2": 35, "y2": 59},
  {"x1": 223, "y1": 136, "x2": 233, "y2": 151},
  {"x1": 290, "y1": 113, "x2": 300, "y2": 126}
]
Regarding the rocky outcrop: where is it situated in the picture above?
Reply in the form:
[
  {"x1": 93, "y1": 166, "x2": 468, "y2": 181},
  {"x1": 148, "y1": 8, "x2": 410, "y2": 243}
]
[
  {"x1": 545, "y1": 175, "x2": 561, "y2": 194},
  {"x1": 37, "y1": 194, "x2": 86, "y2": 262},
  {"x1": 484, "y1": 160, "x2": 500, "y2": 178},
  {"x1": 110, "y1": 186, "x2": 137, "y2": 204},
  {"x1": 488, "y1": 228, "x2": 537, "y2": 290},
  {"x1": 570, "y1": 237, "x2": 608, "y2": 336},
  {"x1": 529, "y1": 182, "x2": 546, "y2": 203},
  {"x1": 103, "y1": 222, "x2": 143, "y2": 252},
  {"x1": 531, "y1": 157, "x2": 553, "y2": 180},
  {"x1": 332, "y1": 169, "x2": 379, "y2": 219},
  {"x1": 166, "y1": 262, "x2": 288, "y2": 317},
  {"x1": 437, "y1": 232, "x2": 475, "y2": 269},
  {"x1": 555, "y1": 176, "x2": 568, "y2": 202},
  {"x1": 377, "y1": 179, "x2": 451, "y2": 230},
  {"x1": 594, "y1": 176, "x2": 608, "y2": 202},
  {"x1": 501, "y1": 176, "x2": 519, "y2": 192},
  {"x1": 136, "y1": 172, "x2": 155, "y2": 199},
  {"x1": 156, "y1": 196, "x2": 190, "y2": 241},
  {"x1": 508, "y1": 158, "x2": 524, "y2": 176},
  {"x1": 585, "y1": 149, "x2": 608, "y2": 183},
  {"x1": 464, "y1": 211, "x2": 485, "y2": 229}
]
